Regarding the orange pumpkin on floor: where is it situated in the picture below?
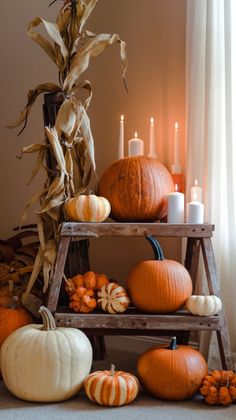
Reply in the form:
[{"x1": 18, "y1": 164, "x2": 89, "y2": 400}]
[
  {"x1": 127, "y1": 235, "x2": 192, "y2": 313},
  {"x1": 137, "y1": 336, "x2": 208, "y2": 400},
  {"x1": 97, "y1": 156, "x2": 174, "y2": 222}
]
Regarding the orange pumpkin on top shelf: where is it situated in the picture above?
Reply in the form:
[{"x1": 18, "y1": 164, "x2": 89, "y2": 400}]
[{"x1": 97, "y1": 156, "x2": 174, "y2": 222}]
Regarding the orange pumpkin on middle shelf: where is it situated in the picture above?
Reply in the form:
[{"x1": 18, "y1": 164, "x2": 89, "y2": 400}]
[{"x1": 127, "y1": 235, "x2": 192, "y2": 313}]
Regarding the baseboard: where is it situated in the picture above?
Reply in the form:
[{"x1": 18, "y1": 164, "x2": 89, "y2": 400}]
[
  {"x1": 105, "y1": 336, "x2": 236, "y2": 368},
  {"x1": 105, "y1": 335, "x2": 198, "y2": 354}
]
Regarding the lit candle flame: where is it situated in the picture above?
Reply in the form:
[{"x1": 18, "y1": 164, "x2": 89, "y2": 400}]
[
  {"x1": 121, "y1": 114, "x2": 124, "y2": 121},
  {"x1": 134, "y1": 132, "x2": 138, "y2": 138},
  {"x1": 174, "y1": 184, "x2": 178, "y2": 192},
  {"x1": 150, "y1": 117, "x2": 154, "y2": 124},
  {"x1": 194, "y1": 179, "x2": 198, "y2": 186},
  {"x1": 175, "y1": 122, "x2": 179, "y2": 130}
]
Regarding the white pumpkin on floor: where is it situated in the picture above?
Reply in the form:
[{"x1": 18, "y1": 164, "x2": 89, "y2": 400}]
[{"x1": 0, "y1": 306, "x2": 93, "y2": 402}]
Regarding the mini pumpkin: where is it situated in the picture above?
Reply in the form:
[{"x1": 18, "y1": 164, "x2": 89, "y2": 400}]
[
  {"x1": 0, "y1": 306, "x2": 93, "y2": 402},
  {"x1": 185, "y1": 295, "x2": 222, "y2": 316},
  {"x1": 97, "y1": 156, "x2": 174, "y2": 222},
  {"x1": 200, "y1": 370, "x2": 236, "y2": 405},
  {"x1": 97, "y1": 282, "x2": 130, "y2": 314},
  {"x1": 64, "y1": 194, "x2": 111, "y2": 222},
  {"x1": 127, "y1": 235, "x2": 192, "y2": 313},
  {"x1": 84, "y1": 364, "x2": 140, "y2": 406},
  {"x1": 137, "y1": 336, "x2": 208, "y2": 400}
]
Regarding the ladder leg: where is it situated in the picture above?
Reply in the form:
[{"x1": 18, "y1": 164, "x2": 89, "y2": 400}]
[
  {"x1": 184, "y1": 237, "x2": 201, "y2": 293},
  {"x1": 46, "y1": 236, "x2": 70, "y2": 313},
  {"x1": 201, "y1": 237, "x2": 234, "y2": 370},
  {"x1": 177, "y1": 238, "x2": 201, "y2": 345}
]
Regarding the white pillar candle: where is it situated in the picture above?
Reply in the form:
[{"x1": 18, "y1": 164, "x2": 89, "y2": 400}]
[
  {"x1": 167, "y1": 185, "x2": 185, "y2": 223},
  {"x1": 148, "y1": 117, "x2": 157, "y2": 158},
  {"x1": 171, "y1": 122, "x2": 182, "y2": 174},
  {"x1": 128, "y1": 132, "x2": 144, "y2": 157},
  {"x1": 118, "y1": 114, "x2": 124, "y2": 159},
  {"x1": 186, "y1": 201, "x2": 204, "y2": 223},
  {"x1": 190, "y1": 179, "x2": 203, "y2": 202}
]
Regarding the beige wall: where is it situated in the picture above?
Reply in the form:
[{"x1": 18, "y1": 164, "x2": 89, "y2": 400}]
[{"x1": 0, "y1": 0, "x2": 186, "y2": 282}]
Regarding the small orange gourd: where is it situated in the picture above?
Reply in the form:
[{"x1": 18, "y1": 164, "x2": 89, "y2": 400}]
[
  {"x1": 65, "y1": 271, "x2": 110, "y2": 313},
  {"x1": 127, "y1": 235, "x2": 192, "y2": 313},
  {"x1": 200, "y1": 370, "x2": 236, "y2": 405}
]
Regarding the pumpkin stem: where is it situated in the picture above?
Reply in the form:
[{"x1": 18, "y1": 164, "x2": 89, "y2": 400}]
[
  {"x1": 145, "y1": 235, "x2": 165, "y2": 260},
  {"x1": 167, "y1": 336, "x2": 177, "y2": 350},
  {"x1": 110, "y1": 364, "x2": 116, "y2": 376},
  {"x1": 39, "y1": 306, "x2": 57, "y2": 331}
]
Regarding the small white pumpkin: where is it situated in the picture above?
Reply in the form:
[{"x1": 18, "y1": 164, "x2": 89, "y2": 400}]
[
  {"x1": 0, "y1": 306, "x2": 93, "y2": 402},
  {"x1": 97, "y1": 282, "x2": 130, "y2": 314},
  {"x1": 185, "y1": 295, "x2": 222, "y2": 316},
  {"x1": 64, "y1": 194, "x2": 111, "y2": 222}
]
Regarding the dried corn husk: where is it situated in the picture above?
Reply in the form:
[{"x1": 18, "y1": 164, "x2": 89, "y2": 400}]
[
  {"x1": 63, "y1": 32, "x2": 127, "y2": 92},
  {"x1": 9, "y1": 0, "x2": 128, "y2": 299}
]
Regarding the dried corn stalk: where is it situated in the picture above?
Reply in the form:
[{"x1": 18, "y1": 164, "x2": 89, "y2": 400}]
[{"x1": 9, "y1": 0, "x2": 127, "y2": 299}]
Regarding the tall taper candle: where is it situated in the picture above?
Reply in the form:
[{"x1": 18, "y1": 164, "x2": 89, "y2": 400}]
[
  {"x1": 148, "y1": 117, "x2": 157, "y2": 158},
  {"x1": 118, "y1": 115, "x2": 124, "y2": 159},
  {"x1": 171, "y1": 122, "x2": 182, "y2": 174}
]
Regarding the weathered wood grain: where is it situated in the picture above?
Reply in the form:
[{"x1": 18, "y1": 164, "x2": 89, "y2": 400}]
[
  {"x1": 54, "y1": 311, "x2": 220, "y2": 331},
  {"x1": 59, "y1": 222, "x2": 214, "y2": 238},
  {"x1": 46, "y1": 236, "x2": 70, "y2": 313}
]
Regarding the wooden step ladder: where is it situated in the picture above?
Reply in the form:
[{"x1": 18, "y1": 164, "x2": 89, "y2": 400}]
[{"x1": 46, "y1": 222, "x2": 234, "y2": 371}]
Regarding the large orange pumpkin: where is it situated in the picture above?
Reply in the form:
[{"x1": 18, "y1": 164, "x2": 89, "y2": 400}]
[
  {"x1": 137, "y1": 336, "x2": 208, "y2": 400},
  {"x1": 127, "y1": 235, "x2": 192, "y2": 313},
  {"x1": 97, "y1": 156, "x2": 174, "y2": 222}
]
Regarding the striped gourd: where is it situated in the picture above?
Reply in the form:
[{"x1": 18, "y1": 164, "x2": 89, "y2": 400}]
[
  {"x1": 84, "y1": 364, "x2": 140, "y2": 406},
  {"x1": 64, "y1": 194, "x2": 111, "y2": 222},
  {"x1": 97, "y1": 282, "x2": 130, "y2": 313}
]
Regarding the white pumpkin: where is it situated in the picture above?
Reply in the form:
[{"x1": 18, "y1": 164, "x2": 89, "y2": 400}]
[
  {"x1": 0, "y1": 306, "x2": 93, "y2": 402},
  {"x1": 97, "y1": 282, "x2": 130, "y2": 314},
  {"x1": 185, "y1": 295, "x2": 222, "y2": 316},
  {"x1": 64, "y1": 194, "x2": 111, "y2": 222}
]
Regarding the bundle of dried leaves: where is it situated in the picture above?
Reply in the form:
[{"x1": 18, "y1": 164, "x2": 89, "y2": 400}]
[{"x1": 8, "y1": 0, "x2": 127, "y2": 308}]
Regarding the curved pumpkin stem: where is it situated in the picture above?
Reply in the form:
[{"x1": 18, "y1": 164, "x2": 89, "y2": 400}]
[
  {"x1": 145, "y1": 235, "x2": 165, "y2": 260},
  {"x1": 167, "y1": 336, "x2": 177, "y2": 350},
  {"x1": 38, "y1": 305, "x2": 57, "y2": 331}
]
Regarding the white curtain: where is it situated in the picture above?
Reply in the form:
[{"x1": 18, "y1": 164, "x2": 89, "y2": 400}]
[{"x1": 186, "y1": 0, "x2": 236, "y2": 367}]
